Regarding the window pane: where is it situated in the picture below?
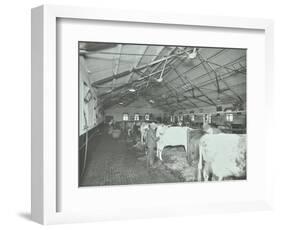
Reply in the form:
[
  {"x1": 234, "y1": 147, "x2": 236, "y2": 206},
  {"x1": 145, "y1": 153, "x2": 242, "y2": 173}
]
[
  {"x1": 145, "y1": 114, "x2": 150, "y2": 121},
  {"x1": 226, "y1": 113, "x2": 233, "y2": 122},
  {"x1": 134, "y1": 113, "x2": 140, "y2": 121},
  {"x1": 123, "y1": 113, "x2": 129, "y2": 121}
]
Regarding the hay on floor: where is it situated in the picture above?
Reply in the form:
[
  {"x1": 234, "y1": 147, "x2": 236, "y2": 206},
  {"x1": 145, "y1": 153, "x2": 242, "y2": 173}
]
[{"x1": 161, "y1": 146, "x2": 198, "y2": 182}]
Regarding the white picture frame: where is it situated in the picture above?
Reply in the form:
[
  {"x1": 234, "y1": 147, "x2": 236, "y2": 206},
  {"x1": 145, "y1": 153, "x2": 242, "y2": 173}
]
[{"x1": 31, "y1": 4, "x2": 274, "y2": 225}]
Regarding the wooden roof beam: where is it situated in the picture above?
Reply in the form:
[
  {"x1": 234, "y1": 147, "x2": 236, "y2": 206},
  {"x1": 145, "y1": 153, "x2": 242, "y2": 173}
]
[
  {"x1": 197, "y1": 52, "x2": 244, "y2": 102},
  {"x1": 91, "y1": 50, "x2": 188, "y2": 86},
  {"x1": 170, "y1": 60, "x2": 246, "y2": 96},
  {"x1": 197, "y1": 52, "x2": 221, "y2": 94},
  {"x1": 164, "y1": 49, "x2": 225, "y2": 85},
  {"x1": 170, "y1": 64, "x2": 217, "y2": 106}
]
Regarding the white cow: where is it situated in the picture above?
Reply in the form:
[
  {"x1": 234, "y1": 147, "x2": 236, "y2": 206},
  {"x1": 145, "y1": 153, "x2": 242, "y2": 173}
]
[
  {"x1": 156, "y1": 126, "x2": 191, "y2": 160},
  {"x1": 198, "y1": 134, "x2": 246, "y2": 181},
  {"x1": 155, "y1": 124, "x2": 170, "y2": 137}
]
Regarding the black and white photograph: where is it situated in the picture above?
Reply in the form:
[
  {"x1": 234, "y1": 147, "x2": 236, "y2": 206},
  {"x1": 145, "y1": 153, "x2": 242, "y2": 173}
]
[{"x1": 78, "y1": 42, "x2": 247, "y2": 186}]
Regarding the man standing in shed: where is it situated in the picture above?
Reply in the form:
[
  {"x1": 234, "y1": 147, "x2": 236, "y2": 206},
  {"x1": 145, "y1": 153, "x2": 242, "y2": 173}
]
[{"x1": 146, "y1": 122, "x2": 159, "y2": 168}]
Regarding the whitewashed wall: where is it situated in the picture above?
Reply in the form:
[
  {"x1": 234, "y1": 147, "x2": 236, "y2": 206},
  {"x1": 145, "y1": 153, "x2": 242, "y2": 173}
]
[
  {"x1": 105, "y1": 97, "x2": 164, "y2": 121},
  {"x1": 79, "y1": 56, "x2": 104, "y2": 135},
  {"x1": 173, "y1": 103, "x2": 246, "y2": 126},
  {"x1": 174, "y1": 103, "x2": 245, "y2": 115}
]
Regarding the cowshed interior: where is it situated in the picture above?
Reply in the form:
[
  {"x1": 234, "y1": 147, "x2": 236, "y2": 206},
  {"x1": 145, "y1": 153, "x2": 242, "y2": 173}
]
[{"x1": 79, "y1": 42, "x2": 247, "y2": 186}]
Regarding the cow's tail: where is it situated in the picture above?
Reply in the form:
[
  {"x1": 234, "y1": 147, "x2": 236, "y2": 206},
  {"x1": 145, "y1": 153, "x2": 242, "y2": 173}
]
[{"x1": 198, "y1": 143, "x2": 203, "y2": 181}]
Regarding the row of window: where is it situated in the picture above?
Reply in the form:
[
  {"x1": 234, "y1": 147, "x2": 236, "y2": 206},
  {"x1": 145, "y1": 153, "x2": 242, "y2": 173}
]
[
  {"x1": 172, "y1": 113, "x2": 234, "y2": 123},
  {"x1": 123, "y1": 113, "x2": 150, "y2": 121},
  {"x1": 123, "y1": 113, "x2": 234, "y2": 122}
]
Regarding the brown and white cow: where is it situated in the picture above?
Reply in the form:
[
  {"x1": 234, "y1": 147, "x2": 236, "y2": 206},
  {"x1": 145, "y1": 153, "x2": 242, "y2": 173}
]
[{"x1": 197, "y1": 134, "x2": 246, "y2": 181}]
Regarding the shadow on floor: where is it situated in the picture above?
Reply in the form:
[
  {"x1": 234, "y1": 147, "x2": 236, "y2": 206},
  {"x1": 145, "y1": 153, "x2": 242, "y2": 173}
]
[{"x1": 18, "y1": 212, "x2": 32, "y2": 221}]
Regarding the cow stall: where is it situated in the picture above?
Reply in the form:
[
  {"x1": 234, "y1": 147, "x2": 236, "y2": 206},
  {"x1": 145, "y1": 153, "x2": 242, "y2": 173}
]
[{"x1": 78, "y1": 42, "x2": 247, "y2": 186}]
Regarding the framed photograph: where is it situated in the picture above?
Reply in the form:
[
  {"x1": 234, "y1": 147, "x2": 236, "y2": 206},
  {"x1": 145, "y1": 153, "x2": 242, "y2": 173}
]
[{"x1": 31, "y1": 5, "x2": 274, "y2": 225}]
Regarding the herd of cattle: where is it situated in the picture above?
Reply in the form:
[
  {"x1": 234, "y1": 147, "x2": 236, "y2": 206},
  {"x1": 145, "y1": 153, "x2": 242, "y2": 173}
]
[{"x1": 139, "y1": 123, "x2": 247, "y2": 181}]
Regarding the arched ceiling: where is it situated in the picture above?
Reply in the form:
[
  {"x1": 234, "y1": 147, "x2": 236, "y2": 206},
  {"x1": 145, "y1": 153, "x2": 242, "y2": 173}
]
[{"x1": 80, "y1": 42, "x2": 246, "y2": 112}]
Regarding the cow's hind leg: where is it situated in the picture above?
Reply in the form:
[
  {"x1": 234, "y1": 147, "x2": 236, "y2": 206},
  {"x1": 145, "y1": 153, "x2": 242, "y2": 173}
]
[
  {"x1": 184, "y1": 144, "x2": 188, "y2": 161},
  {"x1": 203, "y1": 162, "x2": 212, "y2": 181},
  {"x1": 198, "y1": 146, "x2": 203, "y2": 181},
  {"x1": 203, "y1": 167, "x2": 209, "y2": 181}
]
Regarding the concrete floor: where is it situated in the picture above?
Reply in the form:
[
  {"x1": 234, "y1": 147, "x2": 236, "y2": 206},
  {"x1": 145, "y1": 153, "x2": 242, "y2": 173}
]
[{"x1": 79, "y1": 132, "x2": 181, "y2": 186}]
